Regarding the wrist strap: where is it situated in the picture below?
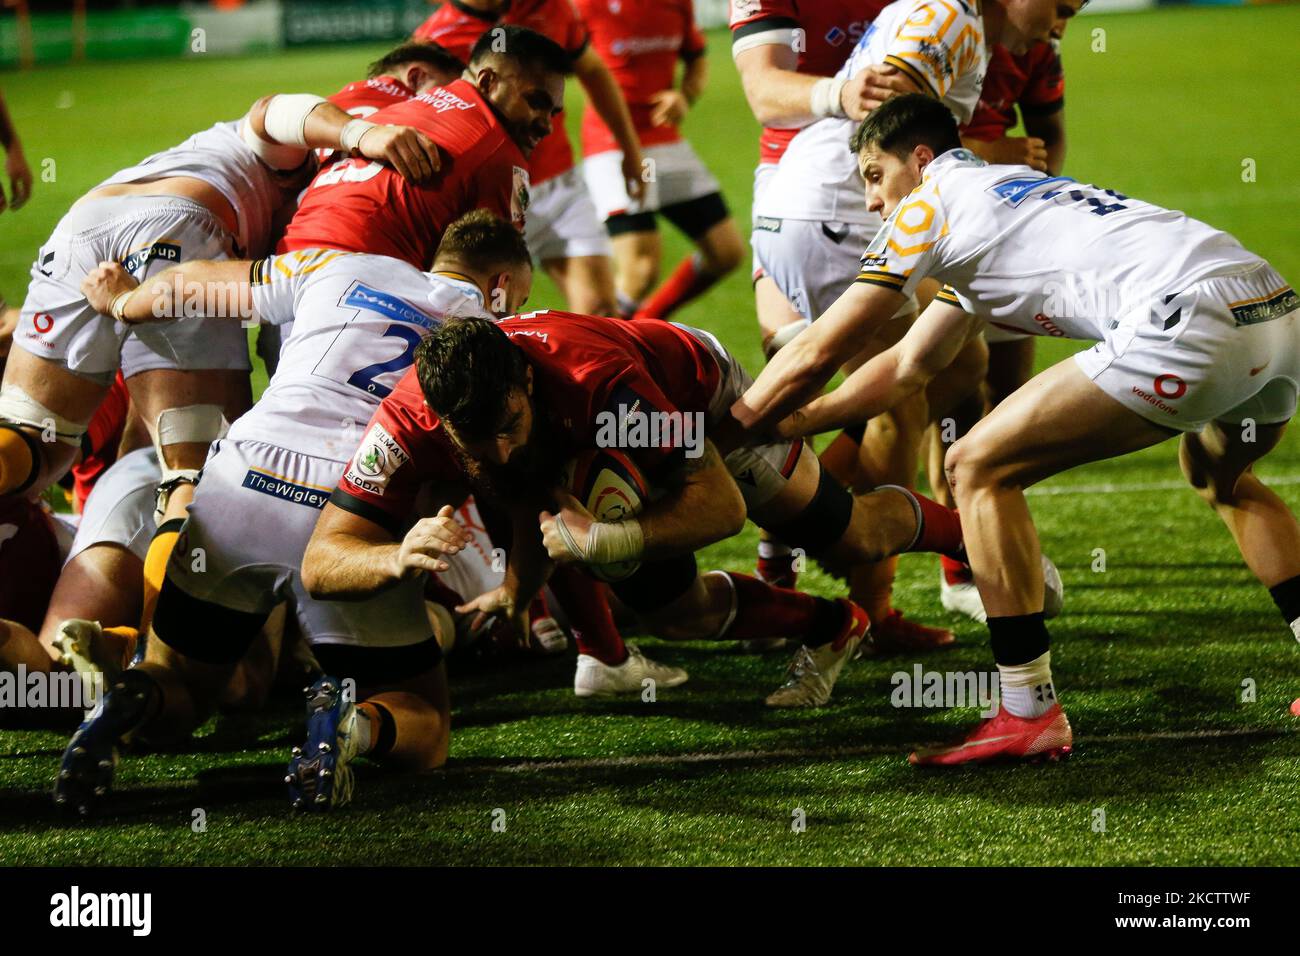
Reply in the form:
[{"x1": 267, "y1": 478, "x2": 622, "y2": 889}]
[
  {"x1": 109, "y1": 290, "x2": 134, "y2": 323},
  {"x1": 810, "y1": 76, "x2": 848, "y2": 119},
  {"x1": 341, "y1": 119, "x2": 379, "y2": 156}
]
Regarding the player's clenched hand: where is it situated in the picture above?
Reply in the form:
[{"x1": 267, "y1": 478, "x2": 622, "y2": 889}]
[
  {"x1": 972, "y1": 136, "x2": 1049, "y2": 171},
  {"x1": 81, "y1": 262, "x2": 139, "y2": 318},
  {"x1": 649, "y1": 89, "x2": 689, "y2": 128},
  {"x1": 392, "y1": 505, "x2": 472, "y2": 579},
  {"x1": 3, "y1": 147, "x2": 33, "y2": 212},
  {"x1": 842, "y1": 64, "x2": 923, "y2": 121},
  {"x1": 357, "y1": 125, "x2": 441, "y2": 185},
  {"x1": 539, "y1": 491, "x2": 595, "y2": 564},
  {"x1": 621, "y1": 147, "x2": 648, "y2": 204}
]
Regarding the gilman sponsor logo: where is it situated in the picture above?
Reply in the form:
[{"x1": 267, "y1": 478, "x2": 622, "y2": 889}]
[
  {"x1": 344, "y1": 423, "x2": 410, "y2": 494},
  {"x1": 50, "y1": 886, "x2": 152, "y2": 936}
]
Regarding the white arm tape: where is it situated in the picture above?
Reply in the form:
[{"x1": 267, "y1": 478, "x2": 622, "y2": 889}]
[
  {"x1": 263, "y1": 93, "x2": 327, "y2": 147},
  {"x1": 240, "y1": 115, "x2": 313, "y2": 172},
  {"x1": 0, "y1": 382, "x2": 87, "y2": 447},
  {"x1": 340, "y1": 118, "x2": 379, "y2": 155},
  {"x1": 731, "y1": 27, "x2": 799, "y2": 60},
  {"x1": 810, "y1": 75, "x2": 848, "y2": 119},
  {"x1": 555, "y1": 515, "x2": 645, "y2": 565}
]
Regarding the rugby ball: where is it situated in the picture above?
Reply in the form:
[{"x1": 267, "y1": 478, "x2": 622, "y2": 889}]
[{"x1": 563, "y1": 448, "x2": 647, "y2": 583}]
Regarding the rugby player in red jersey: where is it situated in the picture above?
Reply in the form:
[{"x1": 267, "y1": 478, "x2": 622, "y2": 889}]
[
  {"x1": 280, "y1": 26, "x2": 571, "y2": 271},
  {"x1": 575, "y1": 0, "x2": 744, "y2": 321},
  {"x1": 306, "y1": 314, "x2": 977, "y2": 709},
  {"x1": 329, "y1": 42, "x2": 468, "y2": 118},
  {"x1": 413, "y1": 0, "x2": 646, "y2": 316}
]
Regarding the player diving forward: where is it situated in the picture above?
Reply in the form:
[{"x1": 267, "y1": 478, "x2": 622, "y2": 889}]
[
  {"x1": 302, "y1": 313, "x2": 989, "y2": 710},
  {"x1": 728, "y1": 94, "x2": 1300, "y2": 764}
]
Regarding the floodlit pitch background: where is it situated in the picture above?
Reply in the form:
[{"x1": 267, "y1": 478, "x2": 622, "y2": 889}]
[{"x1": 1, "y1": 6, "x2": 1298, "y2": 865}]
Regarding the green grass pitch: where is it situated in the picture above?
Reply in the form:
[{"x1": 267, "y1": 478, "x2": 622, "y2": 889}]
[{"x1": 1, "y1": 6, "x2": 1299, "y2": 865}]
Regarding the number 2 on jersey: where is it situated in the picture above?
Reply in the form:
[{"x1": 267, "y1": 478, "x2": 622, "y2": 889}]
[{"x1": 346, "y1": 324, "x2": 423, "y2": 398}]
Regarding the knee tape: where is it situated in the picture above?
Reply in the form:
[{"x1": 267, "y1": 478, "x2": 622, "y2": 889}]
[
  {"x1": 153, "y1": 404, "x2": 227, "y2": 520},
  {"x1": 0, "y1": 382, "x2": 88, "y2": 447}
]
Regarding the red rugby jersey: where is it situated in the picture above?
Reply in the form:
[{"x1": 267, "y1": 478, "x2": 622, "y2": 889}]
[
  {"x1": 331, "y1": 368, "x2": 465, "y2": 533},
  {"x1": 412, "y1": 0, "x2": 589, "y2": 185},
  {"x1": 961, "y1": 41, "x2": 1065, "y2": 142},
  {"x1": 576, "y1": 0, "x2": 707, "y2": 156},
  {"x1": 332, "y1": 309, "x2": 724, "y2": 525},
  {"x1": 729, "y1": 0, "x2": 890, "y2": 165},
  {"x1": 279, "y1": 79, "x2": 528, "y2": 270},
  {"x1": 328, "y1": 75, "x2": 416, "y2": 117},
  {"x1": 499, "y1": 309, "x2": 722, "y2": 481}
]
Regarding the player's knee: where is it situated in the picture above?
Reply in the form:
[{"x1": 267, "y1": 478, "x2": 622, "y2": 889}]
[
  {"x1": 945, "y1": 436, "x2": 994, "y2": 495},
  {"x1": 701, "y1": 227, "x2": 744, "y2": 276}
]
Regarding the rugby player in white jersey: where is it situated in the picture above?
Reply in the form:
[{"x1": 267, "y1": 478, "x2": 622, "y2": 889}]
[
  {"x1": 727, "y1": 94, "x2": 1300, "y2": 765},
  {"x1": 53, "y1": 212, "x2": 532, "y2": 816},
  {"x1": 1, "y1": 92, "x2": 441, "y2": 637},
  {"x1": 751, "y1": 0, "x2": 1081, "y2": 654}
]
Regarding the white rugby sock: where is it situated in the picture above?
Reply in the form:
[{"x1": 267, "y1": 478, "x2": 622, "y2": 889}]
[{"x1": 997, "y1": 651, "x2": 1056, "y2": 719}]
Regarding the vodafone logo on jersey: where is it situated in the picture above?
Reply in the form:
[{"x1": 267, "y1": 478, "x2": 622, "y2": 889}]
[
  {"x1": 1153, "y1": 373, "x2": 1187, "y2": 399},
  {"x1": 32, "y1": 312, "x2": 55, "y2": 334}
]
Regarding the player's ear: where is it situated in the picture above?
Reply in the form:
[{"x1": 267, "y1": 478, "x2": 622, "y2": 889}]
[
  {"x1": 914, "y1": 143, "x2": 936, "y2": 174},
  {"x1": 489, "y1": 271, "x2": 510, "y2": 316},
  {"x1": 406, "y1": 64, "x2": 432, "y2": 93},
  {"x1": 473, "y1": 66, "x2": 497, "y2": 98}
]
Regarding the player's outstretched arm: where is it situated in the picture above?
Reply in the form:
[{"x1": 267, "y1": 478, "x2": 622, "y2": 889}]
[
  {"x1": 540, "y1": 440, "x2": 745, "y2": 565},
  {"x1": 244, "y1": 95, "x2": 441, "y2": 183},
  {"x1": 574, "y1": 46, "x2": 647, "y2": 202},
  {"x1": 728, "y1": 280, "x2": 907, "y2": 443},
  {"x1": 301, "y1": 503, "x2": 473, "y2": 601},
  {"x1": 81, "y1": 259, "x2": 255, "y2": 324},
  {"x1": 778, "y1": 299, "x2": 983, "y2": 438},
  {"x1": 733, "y1": 45, "x2": 919, "y2": 128}
]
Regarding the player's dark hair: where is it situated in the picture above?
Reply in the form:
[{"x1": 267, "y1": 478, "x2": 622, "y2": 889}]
[
  {"x1": 849, "y1": 93, "x2": 962, "y2": 159},
  {"x1": 368, "y1": 41, "x2": 466, "y2": 82},
  {"x1": 468, "y1": 24, "x2": 573, "y2": 77},
  {"x1": 434, "y1": 209, "x2": 531, "y2": 273},
  {"x1": 416, "y1": 318, "x2": 529, "y2": 440}
]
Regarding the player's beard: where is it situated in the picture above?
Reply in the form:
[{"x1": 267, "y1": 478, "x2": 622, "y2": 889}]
[{"x1": 456, "y1": 413, "x2": 568, "y2": 505}]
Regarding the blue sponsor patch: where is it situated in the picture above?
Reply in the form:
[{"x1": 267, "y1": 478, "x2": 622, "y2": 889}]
[
  {"x1": 120, "y1": 242, "x2": 181, "y2": 276},
  {"x1": 345, "y1": 284, "x2": 437, "y2": 329},
  {"x1": 988, "y1": 176, "x2": 1075, "y2": 207},
  {"x1": 825, "y1": 26, "x2": 847, "y2": 46},
  {"x1": 241, "y1": 468, "x2": 330, "y2": 509}
]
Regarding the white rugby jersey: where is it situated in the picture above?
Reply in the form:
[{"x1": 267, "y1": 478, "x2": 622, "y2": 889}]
[
  {"x1": 228, "y1": 249, "x2": 492, "y2": 461},
  {"x1": 857, "y1": 149, "x2": 1265, "y2": 342},
  {"x1": 754, "y1": 0, "x2": 986, "y2": 225},
  {"x1": 97, "y1": 120, "x2": 296, "y2": 260}
]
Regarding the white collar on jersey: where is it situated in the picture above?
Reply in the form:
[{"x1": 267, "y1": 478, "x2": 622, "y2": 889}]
[{"x1": 428, "y1": 270, "x2": 489, "y2": 315}]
